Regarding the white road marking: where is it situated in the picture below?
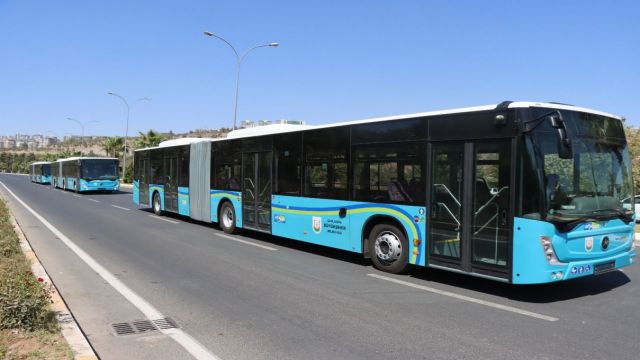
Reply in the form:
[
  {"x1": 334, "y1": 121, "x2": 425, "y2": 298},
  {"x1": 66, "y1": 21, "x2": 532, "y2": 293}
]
[
  {"x1": 88, "y1": 198, "x2": 100, "y2": 203},
  {"x1": 367, "y1": 273, "x2": 559, "y2": 322},
  {"x1": 214, "y1": 231, "x2": 278, "y2": 251},
  {"x1": 0, "y1": 181, "x2": 220, "y2": 360},
  {"x1": 111, "y1": 204, "x2": 130, "y2": 211},
  {"x1": 73, "y1": 194, "x2": 81, "y2": 198},
  {"x1": 148, "y1": 215, "x2": 180, "y2": 224}
]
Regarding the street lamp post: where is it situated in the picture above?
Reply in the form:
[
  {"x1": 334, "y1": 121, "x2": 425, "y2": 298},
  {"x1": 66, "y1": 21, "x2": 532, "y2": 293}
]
[
  {"x1": 107, "y1": 92, "x2": 151, "y2": 181},
  {"x1": 67, "y1": 118, "x2": 98, "y2": 156},
  {"x1": 203, "y1": 31, "x2": 279, "y2": 130}
]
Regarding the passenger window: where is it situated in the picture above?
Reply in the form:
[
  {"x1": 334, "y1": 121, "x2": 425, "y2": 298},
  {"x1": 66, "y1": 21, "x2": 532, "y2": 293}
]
[
  {"x1": 303, "y1": 127, "x2": 349, "y2": 199},
  {"x1": 352, "y1": 143, "x2": 425, "y2": 203}
]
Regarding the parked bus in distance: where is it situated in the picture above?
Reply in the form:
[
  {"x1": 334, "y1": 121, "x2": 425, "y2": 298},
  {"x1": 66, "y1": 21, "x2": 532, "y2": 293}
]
[
  {"x1": 132, "y1": 101, "x2": 636, "y2": 284},
  {"x1": 52, "y1": 157, "x2": 120, "y2": 192},
  {"x1": 30, "y1": 161, "x2": 52, "y2": 184}
]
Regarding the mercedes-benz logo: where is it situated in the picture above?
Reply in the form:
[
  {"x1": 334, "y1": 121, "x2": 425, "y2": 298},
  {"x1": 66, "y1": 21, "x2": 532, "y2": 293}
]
[{"x1": 601, "y1": 236, "x2": 609, "y2": 250}]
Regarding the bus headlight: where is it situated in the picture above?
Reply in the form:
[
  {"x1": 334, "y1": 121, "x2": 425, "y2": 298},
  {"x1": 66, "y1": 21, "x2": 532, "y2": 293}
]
[{"x1": 540, "y1": 236, "x2": 559, "y2": 263}]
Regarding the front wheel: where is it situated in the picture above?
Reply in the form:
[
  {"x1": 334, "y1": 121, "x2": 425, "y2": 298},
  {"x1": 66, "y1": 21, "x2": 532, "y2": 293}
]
[
  {"x1": 369, "y1": 223, "x2": 409, "y2": 274},
  {"x1": 152, "y1": 192, "x2": 163, "y2": 215},
  {"x1": 219, "y1": 202, "x2": 236, "y2": 234}
]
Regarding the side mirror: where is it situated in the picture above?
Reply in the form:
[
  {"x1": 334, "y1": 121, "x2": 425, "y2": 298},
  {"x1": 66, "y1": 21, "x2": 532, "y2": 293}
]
[{"x1": 547, "y1": 111, "x2": 573, "y2": 159}]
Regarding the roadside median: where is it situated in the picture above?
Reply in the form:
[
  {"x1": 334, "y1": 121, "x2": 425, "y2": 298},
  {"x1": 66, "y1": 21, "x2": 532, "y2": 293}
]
[{"x1": 0, "y1": 196, "x2": 96, "y2": 360}]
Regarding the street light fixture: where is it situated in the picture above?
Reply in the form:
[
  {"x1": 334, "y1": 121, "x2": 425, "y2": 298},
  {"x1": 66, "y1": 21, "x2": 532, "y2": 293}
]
[
  {"x1": 67, "y1": 118, "x2": 99, "y2": 156},
  {"x1": 107, "y1": 92, "x2": 152, "y2": 180},
  {"x1": 203, "y1": 31, "x2": 279, "y2": 130}
]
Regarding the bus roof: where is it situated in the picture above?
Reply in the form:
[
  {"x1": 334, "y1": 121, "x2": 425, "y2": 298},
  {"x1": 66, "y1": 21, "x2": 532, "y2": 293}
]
[
  {"x1": 30, "y1": 161, "x2": 51, "y2": 165},
  {"x1": 55, "y1": 157, "x2": 118, "y2": 162},
  {"x1": 134, "y1": 101, "x2": 623, "y2": 150}
]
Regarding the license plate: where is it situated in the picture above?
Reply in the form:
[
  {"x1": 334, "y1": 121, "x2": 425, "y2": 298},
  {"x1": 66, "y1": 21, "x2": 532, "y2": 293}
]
[{"x1": 594, "y1": 261, "x2": 616, "y2": 275}]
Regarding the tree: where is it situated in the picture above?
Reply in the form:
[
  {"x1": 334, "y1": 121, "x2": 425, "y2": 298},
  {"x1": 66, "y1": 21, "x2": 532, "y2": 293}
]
[
  {"x1": 135, "y1": 130, "x2": 166, "y2": 149},
  {"x1": 624, "y1": 125, "x2": 640, "y2": 193},
  {"x1": 102, "y1": 136, "x2": 124, "y2": 158}
]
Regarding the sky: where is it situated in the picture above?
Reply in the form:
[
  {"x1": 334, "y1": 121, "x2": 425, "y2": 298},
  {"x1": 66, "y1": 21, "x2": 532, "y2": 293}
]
[{"x1": 0, "y1": 0, "x2": 639, "y2": 137}]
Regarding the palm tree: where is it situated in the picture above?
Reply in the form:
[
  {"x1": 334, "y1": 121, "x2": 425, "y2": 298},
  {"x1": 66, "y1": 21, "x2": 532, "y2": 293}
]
[
  {"x1": 135, "y1": 130, "x2": 166, "y2": 149},
  {"x1": 102, "y1": 136, "x2": 124, "y2": 157}
]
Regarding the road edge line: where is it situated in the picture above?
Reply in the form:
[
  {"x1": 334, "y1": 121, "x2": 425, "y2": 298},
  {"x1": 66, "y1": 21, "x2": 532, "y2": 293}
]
[
  {"x1": 0, "y1": 181, "x2": 221, "y2": 360},
  {"x1": 8, "y1": 199, "x2": 98, "y2": 360}
]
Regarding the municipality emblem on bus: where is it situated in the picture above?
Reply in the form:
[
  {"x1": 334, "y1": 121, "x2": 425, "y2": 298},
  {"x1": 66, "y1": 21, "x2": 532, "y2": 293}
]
[
  {"x1": 585, "y1": 237, "x2": 593, "y2": 252},
  {"x1": 312, "y1": 216, "x2": 322, "y2": 234}
]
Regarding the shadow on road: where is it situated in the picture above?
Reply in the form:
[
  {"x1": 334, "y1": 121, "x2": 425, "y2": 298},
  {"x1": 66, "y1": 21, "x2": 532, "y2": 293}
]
[
  {"x1": 407, "y1": 265, "x2": 630, "y2": 303},
  {"x1": 137, "y1": 207, "x2": 633, "y2": 303}
]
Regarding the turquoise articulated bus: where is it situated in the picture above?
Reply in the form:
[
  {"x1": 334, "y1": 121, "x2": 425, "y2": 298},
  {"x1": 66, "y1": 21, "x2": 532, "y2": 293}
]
[
  {"x1": 132, "y1": 101, "x2": 636, "y2": 284},
  {"x1": 52, "y1": 157, "x2": 120, "y2": 192},
  {"x1": 30, "y1": 161, "x2": 52, "y2": 184}
]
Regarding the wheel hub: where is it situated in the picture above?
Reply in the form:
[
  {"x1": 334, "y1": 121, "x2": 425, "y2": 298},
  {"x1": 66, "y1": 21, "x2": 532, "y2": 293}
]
[
  {"x1": 374, "y1": 231, "x2": 402, "y2": 263},
  {"x1": 223, "y1": 208, "x2": 233, "y2": 228}
]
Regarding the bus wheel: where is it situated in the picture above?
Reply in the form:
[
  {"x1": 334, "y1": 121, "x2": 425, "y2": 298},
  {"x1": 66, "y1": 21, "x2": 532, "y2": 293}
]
[
  {"x1": 152, "y1": 192, "x2": 163, "y2": 215},
  {"x1": 219, "y1": 202, "x2": 236, "y2": 234},
  {"x1": 369, "y1": 223, "x2": 408, "y2": 274}
]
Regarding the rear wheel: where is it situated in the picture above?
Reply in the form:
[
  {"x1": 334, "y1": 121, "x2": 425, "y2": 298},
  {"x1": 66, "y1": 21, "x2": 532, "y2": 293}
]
[
  {"x1": 152, "y1": 192, "x2": 163, "y2": 215},
  {"x1": 219, "y1": 202, "x2": 236, "y2": 234},
  {"x1": 369, "y1": 223, "x2": 409, "y2": 274}
]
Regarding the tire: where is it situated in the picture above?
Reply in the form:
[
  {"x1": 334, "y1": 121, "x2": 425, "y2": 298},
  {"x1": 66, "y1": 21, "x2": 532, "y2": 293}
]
[
  {"x1": 219, "y1": 201, "x2": 236, "y2": 234},
  {"x1": 152, "y1": 192, "x2": 163, "y2": 215},
  {"x1": 369, "y1": 223, "x2": 409, "y2": 274},
  {"x1": 74, "y1": 179, "x2": 79, "y2": 193}
]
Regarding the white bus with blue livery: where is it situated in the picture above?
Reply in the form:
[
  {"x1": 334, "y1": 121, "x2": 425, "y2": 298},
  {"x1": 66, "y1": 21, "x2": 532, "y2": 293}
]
[
  {"x1": 132, "y1": 101, "x2": 636, "y2": 284},
  {"x1": 52, "y1": 157, "x2": 120, "y2": 192},
  {"x1": 30, "y1": 161, "x2": 52, "y2": 184}
]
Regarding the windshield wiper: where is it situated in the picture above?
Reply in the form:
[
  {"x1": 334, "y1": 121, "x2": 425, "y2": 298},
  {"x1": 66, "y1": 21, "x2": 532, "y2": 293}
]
[
  {"x1": 588, "y1": 208, "x2": 632, "y2": 221},
  {"x1": 547, "y1": 208, "x2": 632, "y2": 232}
]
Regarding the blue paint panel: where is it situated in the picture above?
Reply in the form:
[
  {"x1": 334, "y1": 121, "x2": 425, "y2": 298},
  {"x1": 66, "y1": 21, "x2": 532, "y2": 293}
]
[
  {"x1": 512, "y1": 217, "x2": 636, "y2": 284},
  {"x1": 133, "y1": 180, "x2": 140, "y2": 205},
  {"x1": 66, "y1": 177, "x2": 76, "y2": 190},
  {"x1": 78, "y1": 178, "x2": 119, "y2": 192},
  {"x1": 271, "y1": 195, "x2": 426, "y2": 265},
  {"x1": 210, "y1": 190, "x2": 242, "y2": 227},
  {"x1": 33, "y1": 175, "x2": 51, "y2": 184},
  {"x1": 178, "y1": 187, "x2": 190, "y2": 216},
  {"x1": 148, "y1": 184, "x2": 165, "y2": 210}
]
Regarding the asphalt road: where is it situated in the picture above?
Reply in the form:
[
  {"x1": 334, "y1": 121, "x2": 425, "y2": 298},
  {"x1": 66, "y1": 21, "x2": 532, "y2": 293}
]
[{"x1": 1, "y1": 173, "x2": 639, "y2": 360}]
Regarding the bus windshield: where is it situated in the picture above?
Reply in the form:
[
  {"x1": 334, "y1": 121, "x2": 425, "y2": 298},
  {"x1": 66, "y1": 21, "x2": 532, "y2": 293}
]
[
  {"x1": 522, "y1": 108, "x2": 634, "y2": 229},
  {"x1": 81, "y1": 160, "x2": 119, "y2": 180}
]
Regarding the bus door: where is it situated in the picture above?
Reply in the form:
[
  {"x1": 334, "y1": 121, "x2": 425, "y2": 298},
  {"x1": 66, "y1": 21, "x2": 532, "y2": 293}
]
[
  {"x1": 428, "y1": 140, "x2": 512, "y2": 279},
  {"x1": 139, "y1": 157, "x2": 150, "y2": 206},
  {"x1": 164, "y1": 156, "x2": 178, "y2": 212},
  {"x1": 242, "y1": 152, "x2": 272, "y2": 232}
]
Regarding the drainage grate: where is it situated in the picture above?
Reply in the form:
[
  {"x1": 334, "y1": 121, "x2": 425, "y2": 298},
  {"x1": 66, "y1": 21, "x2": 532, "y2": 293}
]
[
  {"x1": 111, "y1": 317, "x2": 179, "y2": 336},
  {"x1": 154, "y1": 317, "x2": 179, "y2": 330},
  {"x1": 112, "y1": 322, "x2": 136, "y2": 336},
  {"x1": 133, "y1": 320, "x2": 157, "y2": 333}
]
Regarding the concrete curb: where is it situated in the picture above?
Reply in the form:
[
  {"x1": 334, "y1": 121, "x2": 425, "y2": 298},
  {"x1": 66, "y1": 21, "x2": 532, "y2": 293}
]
[
  {"x1": 9, "y1": 213, "x2": 99, "y2": 360},
  {"x1": 119, "y1": 183, "x2": 133, "y2": 189}
]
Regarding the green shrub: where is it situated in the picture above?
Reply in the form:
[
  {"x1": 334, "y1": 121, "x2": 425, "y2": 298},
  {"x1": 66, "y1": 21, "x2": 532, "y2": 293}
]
[
  {"x1": 0, "y1": 259, "x2": 55, "y2": 331},
  {"x1": 0, "y1": 211, "x2": 20, "y2": 258},
  {"x1": 0, "y1": 199, "x2": 55, "y2": 331}
]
